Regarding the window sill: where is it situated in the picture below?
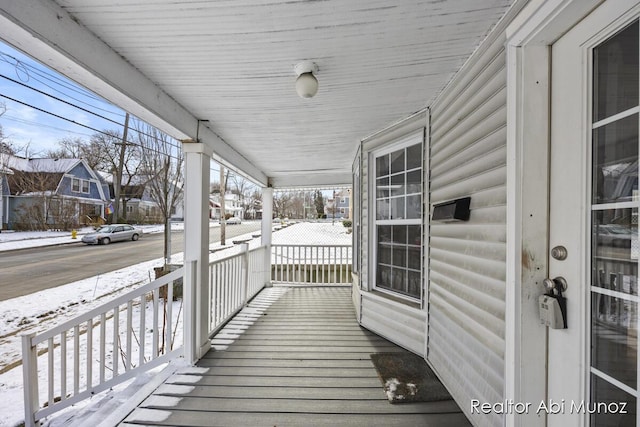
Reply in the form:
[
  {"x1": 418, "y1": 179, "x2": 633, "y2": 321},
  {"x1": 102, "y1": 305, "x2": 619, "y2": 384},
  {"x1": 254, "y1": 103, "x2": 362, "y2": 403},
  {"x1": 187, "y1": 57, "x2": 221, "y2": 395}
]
[{"x1": 368, "y1": 288, "x2": 421, "y2": 310}]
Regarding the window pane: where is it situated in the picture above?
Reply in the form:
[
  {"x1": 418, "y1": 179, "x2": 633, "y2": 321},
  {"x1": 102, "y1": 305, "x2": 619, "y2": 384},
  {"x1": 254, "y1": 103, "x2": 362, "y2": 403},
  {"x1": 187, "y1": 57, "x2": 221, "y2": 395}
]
[
  {"x1": 407, "y1": 143, "x2": 422, "y2": 170},
  {"x1": 378, "y1": 225, "x2": 392, "y2": 243},
  {"x1": 376, "y1": 199, "x2": 389, "y2": 220},
  {"x1": 377, "y1": 265, "x2": 392, "y2": 288},
  {"x1": 393, "y1": 247, "x2": 407, "y2": 267},
  {"x1": 408, "y1": 246, "x2": 421, "y2": 270},
  {"x1": 390, "y1": 197, "x2": 404, "y2": 219},
  {"x1": 592, "y1": 114, "x2": 638, "y2": 204},
  {"x1": 407, "y1": 225, "x2": 421, "y2": 246},
  {"x1": 391, "y1": 269, "x2": 406, "y2": 293},
  {"x1": 592, "y1": 296, "x2": 637, "y2": 389},
  {"x1": 379, "y1": 245, "x2": 392, "y2": 265},
  {"x1": 593, "y1": 21, "x2": 639, "y2": 122},
  {"x1": 376, "y1": 154, "x2": 389, "y2": 177},
  {"x1": 408, "y1": 271, "x2": 421, "y2": 298},
  {"x1": 407, "y1": 170, "x2": 421, "y2": 194},
  {"x1": 391, "y1": 149, "x2": 405, "y2": 174},
  {"x1": 390, "y1": 173, "x2": 405, "y2": 196},
  {"x1": 376, "y1": 176, "x2": 389, "y2": 198},
  {"x1": 406, "y1": 195, "x2": 421, "y2": 219},
  {"x1": 392, "y1": 225, "x2": 407, "y2": 244}
]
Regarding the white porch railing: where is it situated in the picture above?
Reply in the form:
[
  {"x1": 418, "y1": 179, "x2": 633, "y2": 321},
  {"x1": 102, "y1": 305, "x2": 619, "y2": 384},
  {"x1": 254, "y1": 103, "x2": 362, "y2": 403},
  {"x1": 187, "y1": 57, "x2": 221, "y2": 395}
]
[
  {"x1": 20, "y1": 242, "x2": 346, "y2": 425},
  {"x1": 271, "y1": 244, "x2": 352, "y2": 285},
  {"x1": 21, "y1": 267, "x2": 184, "y2": 427},
  {"x1": 209, "y1": 245, "x2": 268, "y2": 336}
]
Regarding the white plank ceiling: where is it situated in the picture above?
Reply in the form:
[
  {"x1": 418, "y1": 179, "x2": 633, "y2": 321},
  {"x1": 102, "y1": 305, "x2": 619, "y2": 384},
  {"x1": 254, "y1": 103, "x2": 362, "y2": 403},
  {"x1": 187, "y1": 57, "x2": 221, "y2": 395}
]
[{"x1": 0, "y1": 0, "x2": 514, "y2": 187}]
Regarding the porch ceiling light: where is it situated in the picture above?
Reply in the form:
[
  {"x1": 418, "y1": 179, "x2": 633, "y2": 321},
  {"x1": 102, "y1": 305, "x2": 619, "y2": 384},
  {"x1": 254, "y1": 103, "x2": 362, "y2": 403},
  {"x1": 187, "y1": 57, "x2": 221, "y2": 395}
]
[{"x1": 294, "y1": 61, "x2": 319, "y2": 99}]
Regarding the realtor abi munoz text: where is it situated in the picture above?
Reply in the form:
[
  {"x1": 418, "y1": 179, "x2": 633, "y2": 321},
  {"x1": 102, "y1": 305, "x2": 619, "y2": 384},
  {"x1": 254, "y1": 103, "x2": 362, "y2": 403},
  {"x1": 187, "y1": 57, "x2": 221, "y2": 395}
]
[{"x1": 471, "y1": 399, "x2": 628, "y2": 415}]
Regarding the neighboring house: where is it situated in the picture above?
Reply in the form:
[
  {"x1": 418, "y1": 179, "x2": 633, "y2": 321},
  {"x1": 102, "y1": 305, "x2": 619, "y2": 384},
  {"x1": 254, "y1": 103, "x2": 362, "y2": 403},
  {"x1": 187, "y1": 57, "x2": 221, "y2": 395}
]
[
  {"x1": 99, "y1": 172, "x2": 184, "y2": 223},
  {"x1": 324, "y1": 189, "x2": 350, "y2": 219},
  {"x1": 209, "y1": 192, "x2": 244, "y2": 220},
  {"x1": 1, "y1": 155, "x2": 109, "y2": 230}
]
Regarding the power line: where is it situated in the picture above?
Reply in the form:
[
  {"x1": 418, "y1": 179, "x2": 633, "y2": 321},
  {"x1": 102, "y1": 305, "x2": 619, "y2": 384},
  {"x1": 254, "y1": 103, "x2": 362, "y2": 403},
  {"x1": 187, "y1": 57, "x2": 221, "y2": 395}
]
[
  {"x1": 0, "y1": 73, "x2": 125, "y2": 128},
  {"x1": 0, "y1": 93, "x2": 183, "y2": 160},
  {"x1": 0, "y1": 79, "x2": 183, "y2": 152},
  {"x1": 0, "y1": 51, "x2": 117, "y2": 113}
]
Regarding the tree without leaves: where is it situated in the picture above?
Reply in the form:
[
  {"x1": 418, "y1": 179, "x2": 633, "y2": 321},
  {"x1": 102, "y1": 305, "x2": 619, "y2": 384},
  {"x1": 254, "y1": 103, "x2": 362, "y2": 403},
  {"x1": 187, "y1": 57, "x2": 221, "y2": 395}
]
[
  {"x1": 135, "y1": 119, "x2": 184, "y2": 267},
  {"x1": 89, "y1": 128, "x2": 143, "y2": 222},
  {"x1": 46, "y1": 137, "x2": 105, "y2": 170}
]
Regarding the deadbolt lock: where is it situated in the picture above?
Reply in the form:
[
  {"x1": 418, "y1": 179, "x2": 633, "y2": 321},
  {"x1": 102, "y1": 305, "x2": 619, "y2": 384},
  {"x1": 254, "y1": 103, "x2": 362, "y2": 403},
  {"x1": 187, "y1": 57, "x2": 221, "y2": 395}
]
[{"x1": 551, "y1": 245, "x2": 568, "y2": 261}]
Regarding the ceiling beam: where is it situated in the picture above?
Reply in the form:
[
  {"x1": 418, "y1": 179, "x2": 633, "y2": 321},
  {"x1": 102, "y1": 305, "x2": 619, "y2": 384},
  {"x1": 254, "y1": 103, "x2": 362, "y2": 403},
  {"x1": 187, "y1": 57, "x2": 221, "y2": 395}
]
[
  {"x1": 269, "y1": 172, "x2": 352, "y2": 189},
  {"x1": 0, "y1": 0, "x2": 268, "y2": 186}
]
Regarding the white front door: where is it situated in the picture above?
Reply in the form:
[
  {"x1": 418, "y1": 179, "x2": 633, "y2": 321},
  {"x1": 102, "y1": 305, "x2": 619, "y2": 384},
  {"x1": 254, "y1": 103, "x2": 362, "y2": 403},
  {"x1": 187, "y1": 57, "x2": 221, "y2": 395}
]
[{"x1": 549, "y1": 2, "x2": 640, "y2": 426}]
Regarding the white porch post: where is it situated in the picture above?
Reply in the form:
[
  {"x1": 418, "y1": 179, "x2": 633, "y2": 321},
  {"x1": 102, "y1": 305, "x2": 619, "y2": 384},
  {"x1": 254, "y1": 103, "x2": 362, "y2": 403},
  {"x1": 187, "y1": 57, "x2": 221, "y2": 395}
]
[
  {"x1": 261, "y1": 187, "x2": 273, "y2": 287},
  {"x1": 182, "y1": 142, "x2": 212, "y2": 363}
]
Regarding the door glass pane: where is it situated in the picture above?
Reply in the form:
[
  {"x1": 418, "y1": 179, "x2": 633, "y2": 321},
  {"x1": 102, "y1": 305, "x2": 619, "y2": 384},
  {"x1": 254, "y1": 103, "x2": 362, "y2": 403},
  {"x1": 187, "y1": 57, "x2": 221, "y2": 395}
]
[
  {"x1": 592, "y1": 296, "x2": 637, "y2": 388},
  {"x1": 593, "y1": 21, "x2": 639, "y2": 122},
  {"x1": 590, "y1": 374, "x2": 636, "y2": 427},
  {"x1": 592, "y1": 208, "x2": 638, "y2": 296},
  {"x1": 590, "y1": 20, "x2": 640, "y2": 426},
  {"x1": 592, "y1": 114, "x2": 638, "y2": 204}
]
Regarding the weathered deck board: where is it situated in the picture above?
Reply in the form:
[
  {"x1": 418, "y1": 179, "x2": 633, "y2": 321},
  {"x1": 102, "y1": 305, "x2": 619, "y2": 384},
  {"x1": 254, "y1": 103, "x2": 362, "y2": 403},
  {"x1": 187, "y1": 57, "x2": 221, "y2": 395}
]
[{"x1": 123, "y1": 287, "x2": 471, "y2": 426}]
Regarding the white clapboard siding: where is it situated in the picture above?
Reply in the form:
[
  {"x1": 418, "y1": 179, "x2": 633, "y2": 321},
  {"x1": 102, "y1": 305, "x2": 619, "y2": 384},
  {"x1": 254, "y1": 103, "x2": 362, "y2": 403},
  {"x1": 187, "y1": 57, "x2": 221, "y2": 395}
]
[
  {"x1": 427, "y1": 26, "x2": 507, "y2": 427},
  {"x1": 359, "y1": 111, "x2": 427, "y2": 354}
]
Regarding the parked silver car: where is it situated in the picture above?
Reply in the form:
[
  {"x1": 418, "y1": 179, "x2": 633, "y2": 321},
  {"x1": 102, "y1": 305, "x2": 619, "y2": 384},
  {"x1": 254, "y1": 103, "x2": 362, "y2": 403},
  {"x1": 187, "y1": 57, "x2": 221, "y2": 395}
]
[{"x1": 81, "y1": 224, "x2": 143, "y2": 245}]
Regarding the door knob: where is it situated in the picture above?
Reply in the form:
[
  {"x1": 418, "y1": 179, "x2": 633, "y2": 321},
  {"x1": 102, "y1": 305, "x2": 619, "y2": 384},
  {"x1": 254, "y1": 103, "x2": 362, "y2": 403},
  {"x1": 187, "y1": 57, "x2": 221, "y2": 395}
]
[{"x1": 543, "y1": 276, "x2": 568, "y2": 294}]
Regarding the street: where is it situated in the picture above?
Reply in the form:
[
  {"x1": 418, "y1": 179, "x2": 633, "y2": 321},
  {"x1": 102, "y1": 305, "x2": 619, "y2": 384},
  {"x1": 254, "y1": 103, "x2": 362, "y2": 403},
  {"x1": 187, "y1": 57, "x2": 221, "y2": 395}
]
[{"x1": 0, "y1": 221, "x2": 261, "y2": 301}]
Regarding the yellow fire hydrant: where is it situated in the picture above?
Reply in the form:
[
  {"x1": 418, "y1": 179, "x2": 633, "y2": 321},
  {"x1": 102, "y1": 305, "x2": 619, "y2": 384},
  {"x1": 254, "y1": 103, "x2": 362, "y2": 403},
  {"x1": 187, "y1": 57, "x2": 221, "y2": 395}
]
[{"x1": 71, "y1": 229, "x2": 77, "y2": 239}]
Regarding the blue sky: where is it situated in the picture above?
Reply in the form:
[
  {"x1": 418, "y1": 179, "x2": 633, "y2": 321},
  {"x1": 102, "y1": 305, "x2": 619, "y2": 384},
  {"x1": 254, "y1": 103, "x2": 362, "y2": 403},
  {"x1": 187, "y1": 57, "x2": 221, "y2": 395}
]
[{"x1": 0, "y1": 41, "x2": 128, "y2": 156}]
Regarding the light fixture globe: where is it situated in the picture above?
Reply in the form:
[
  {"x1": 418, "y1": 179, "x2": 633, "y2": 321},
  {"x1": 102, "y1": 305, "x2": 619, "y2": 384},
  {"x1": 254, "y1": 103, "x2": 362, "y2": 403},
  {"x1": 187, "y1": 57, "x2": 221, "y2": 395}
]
[
  {"x1": 294, "y1": 61, "x2": 319, "y2": 98},
  {"x1": 295, "y1": 72, "x2": 318, "y2": 98}
]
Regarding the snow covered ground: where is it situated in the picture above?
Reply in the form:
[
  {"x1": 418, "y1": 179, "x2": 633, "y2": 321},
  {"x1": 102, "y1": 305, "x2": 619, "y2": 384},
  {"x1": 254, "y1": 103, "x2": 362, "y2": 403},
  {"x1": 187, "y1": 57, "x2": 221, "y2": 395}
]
[{"x1": 0, "y1": 221, "x2": 351, "y2": 427}]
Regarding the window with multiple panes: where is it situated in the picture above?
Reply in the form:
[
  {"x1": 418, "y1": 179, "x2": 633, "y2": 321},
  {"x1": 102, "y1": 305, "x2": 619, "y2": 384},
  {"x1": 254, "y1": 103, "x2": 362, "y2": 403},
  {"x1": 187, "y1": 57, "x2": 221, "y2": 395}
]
[
  {"x1": 373, "y1": 140, "x2": 422, "y2": 300},
  {"x1": 71, "y1": 178, "x2": 90, "y2": 194}
]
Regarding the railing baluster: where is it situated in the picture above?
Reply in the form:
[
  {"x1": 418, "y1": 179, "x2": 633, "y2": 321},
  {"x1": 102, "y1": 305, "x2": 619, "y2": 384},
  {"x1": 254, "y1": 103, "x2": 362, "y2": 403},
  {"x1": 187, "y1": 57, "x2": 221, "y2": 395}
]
[
  {"x1": 113, "y1": 306, "x2": 119, "y2": 377},
  {"x1": 139, "y1": 295, "x2": 146, "y2": 367},
  {"x1": 153, "y1": 288, "x2": 159, "y2": 359},
  {"x1": 126, "y1": 301, "x2": 132, "y2": 371},
  {"x1": 60, "y1": 331, "x2": 66, "y2": 402},
  {"x1": 48, "y1": 337, "x2": 54, "y2": 407},
  {"x1": 73, "y1": 325, "x2": 80, "y2": 395},
  {"x1": 167, "y1": 281, "x2": 174, "y2": 351},
  {"x1": 86, "y1": 318, "x2": 93, "y2": 391},
  {"x1": 100, "y1": 313, "x2": 106, "y2": 383}
]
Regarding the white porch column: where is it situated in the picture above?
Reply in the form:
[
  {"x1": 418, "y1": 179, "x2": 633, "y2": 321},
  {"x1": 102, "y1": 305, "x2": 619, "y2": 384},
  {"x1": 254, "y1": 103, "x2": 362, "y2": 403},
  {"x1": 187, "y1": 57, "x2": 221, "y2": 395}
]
[
  {"x1": 261, "y1": 187, "x2": 273, "y2": 287},
  {"x1": 182, "y1": 142, "x2": 212, "y2": 363}
]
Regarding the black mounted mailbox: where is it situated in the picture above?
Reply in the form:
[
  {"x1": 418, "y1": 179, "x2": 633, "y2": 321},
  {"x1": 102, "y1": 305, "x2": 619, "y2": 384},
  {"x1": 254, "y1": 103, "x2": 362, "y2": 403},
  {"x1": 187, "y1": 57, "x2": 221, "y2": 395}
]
[{"x1": 431, "y1": 197, "x2": 471, "y2": 222}]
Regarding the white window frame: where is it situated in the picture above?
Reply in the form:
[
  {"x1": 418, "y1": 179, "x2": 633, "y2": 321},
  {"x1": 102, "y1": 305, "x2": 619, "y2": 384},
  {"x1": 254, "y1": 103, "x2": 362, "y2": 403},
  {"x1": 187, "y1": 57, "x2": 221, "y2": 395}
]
[
  {"x1": 71, "y1": 177, "x2": 90, "y2": 194},
  {"x1": 370, "y1": 132, "x2": 423, "y2": 302}
]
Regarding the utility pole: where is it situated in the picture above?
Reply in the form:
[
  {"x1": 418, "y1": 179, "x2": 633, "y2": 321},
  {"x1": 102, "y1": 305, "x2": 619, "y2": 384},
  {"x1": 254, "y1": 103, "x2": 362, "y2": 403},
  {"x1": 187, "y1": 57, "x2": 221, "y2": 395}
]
[
  {"x1": 112, "y1": 112, "x2": 130, "y2": 224},
  {"x1": 220, "y1": 165, "x2": 226, "y2": 245}
]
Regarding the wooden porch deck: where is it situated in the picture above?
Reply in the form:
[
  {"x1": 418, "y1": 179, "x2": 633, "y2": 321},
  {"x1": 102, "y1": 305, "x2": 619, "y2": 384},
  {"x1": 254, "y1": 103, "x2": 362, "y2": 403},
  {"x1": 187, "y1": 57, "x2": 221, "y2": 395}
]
[{"x1": 122, "y1": 286, "x2": 470, "y2": 426}]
